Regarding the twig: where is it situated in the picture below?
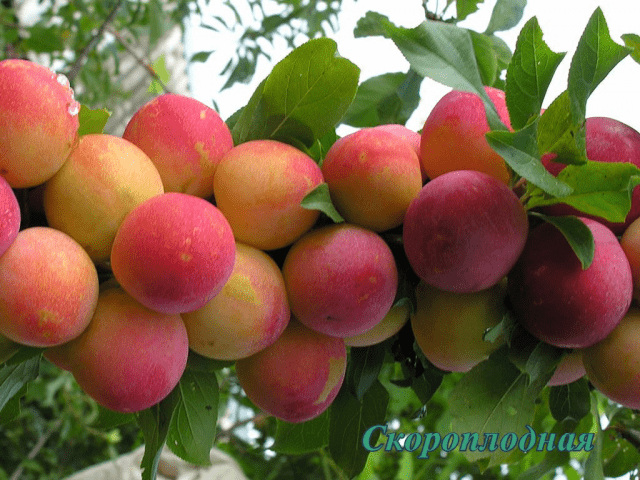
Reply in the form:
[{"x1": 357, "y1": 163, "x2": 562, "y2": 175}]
[
  {"x1": 215, "y1": 412, "x2": 270, "y2": 442},
  {"x1": 66, "y1": 0, "x2": 125, "y2": 82},
  {"x1": 9, "y1": 418, "x2": 63, "y2": 480},
  {"x1": 106, "y1": 27, "x2": 173, "y2": 94}
]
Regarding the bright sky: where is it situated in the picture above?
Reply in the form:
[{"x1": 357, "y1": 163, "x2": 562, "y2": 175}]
[{"x1": 186, "y1": 0, "x2": 640, "y2": 134}]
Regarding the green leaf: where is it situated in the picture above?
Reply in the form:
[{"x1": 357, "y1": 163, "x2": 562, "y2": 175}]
[
  {"x1": 409, "y1": 367, "x2": 444, "y2": 406},
  {"x1": 527, "y1": 161, "x2": 640, "y2": 223},
  {"x1": 148, "y1": 55, "x2": 170, "y2": 94},
  {"x1": 602, "y1": 430, "x2": 640, "y2": 478},
  {"x1": 341, "y1": 70, "x2": 422, "y2": 128},
  {"x1": 622, "y1": 33, "x2": 640, "y2": 64},
  {"x1": 549, "y1": 377, "x2": 591, "y2": 423},
  {"x1": 232, "y1": 38, "x2": 360, "y2": 148},
  {"x1": 272, "y1": 411, "x2": 330, "y2": 454},
  {"x1": 300, "y1": 183, "x2": 345, "y2": 223},
  {"x1": 78, "y1": 104, "x2": 111, "y2": 136},
  {"x1": 485, "y1": 120, "x2": 573, "y2": 197},
  {"x1": 148, "y1": 0, "x2": 167, "y2": 46},
  {"x1": 0, "y1": 385, "x2": 26, "y2": 425},
  {"x1": 515, "y1": 419, "x2": 574, "y2": 480},
  {"x1": 93, "y1": 406, "x2": 135, "y2": 430},
  {"x1": 457, "y1": 0, "x2": 484, "y2": 22},
  {"x1": 583, "y1": 393, "x2": 605, "y2": 480},
  {"x1": 167, "y1": 368, "x2": 218, "y2": 465},
  {"x1": 469, "y1": 31, "x2": 498, "y2": 86},
  {"x1": 485, "y1": 0, "x2": 527, "y2": 35},
  {"x1": 329, "y1": 380, "x2": 389, "y2": 478},
  {"x1": 568, "y1": 8, "x2": 630, "y2": 127},
  {"x1": 0, "y1": 347, "x2": 41, "y2": 418},
  {"x1": 354, "y1": 12, "x2": 506, "y2": 130},
  {"x1": 449, "y1": 346, "x2": 561, "y2": 466},
  {"x1": 190, "y1": 51, "x2": 214, "y2": 63},
  {"x1": 165, "y1": 368, "x2": 219, "y2": 466},
  {"x1": 506, "y1": 17, "x2": 566, "y2": 130},
  {"x1": 537, "y1": 91, "x2": 587, "y2": 164},
  {"x1": 136, "y1": 388, "x2": 180, "y2": 480},
  {"x1": 528, "y1": 212, "x2": 594, "y2": 270},
  {"x1": 347, "y1": 344, "x2": 386, "y2": 401},
  {"x1": 23, "y1": 25, "x2": 64, "y2": 53}
]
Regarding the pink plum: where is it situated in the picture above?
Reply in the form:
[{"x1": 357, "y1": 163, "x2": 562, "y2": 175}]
[
  {"x1": 123, "y1": 93, "x2": 234, "y2": 198},
  {"x1": 321, "y1": 127, "x2": 422, "y2": 232},
  {"x1": 235, "y1": 320, "x2": 346, "y2": 423},
  {"x1": 508, "y1": 217, "x2": 633, "y2": 348},
  {"x1": 110, "y1": 193, "x2": 236, "y2": 314},
  {"x1": 0, "y1": 174, "x2": 20, "y2": 257},
  {"x1": 182, "y1": 243, "x2": 290, "y2": 360},
  {"x1": 403, "y1": 170, "x2": 528, "y2": 293},
  {"x1": 0, "y1": 59, "x2": 79, "y2": 188},
  {"x1": 282, "y1": 223, "x2": 398, "y2": 338},
  {"x1": 0, "y1": 227, "x2": 99, "y2": 347}
]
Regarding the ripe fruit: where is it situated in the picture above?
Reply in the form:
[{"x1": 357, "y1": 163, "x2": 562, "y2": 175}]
[
  {"x1": 182, "y1": 243, "x2": 290, "y2": 360},
  {"x1": 411, "y1": 279, "x2": 507, "y2": 373},
  {"x1": 508, "y1": 217, "x2": 633, "y2": 348},
  {"x1": 621, "y1": 216, "x2": 640, "y2": 301},
  {"x1": 548, "y1": 350, "x2": 586, "y2": 387},
  {"x1": 0, "y1": 59, "x2": 79, "y2": 188},
  {"x1": 420, "y1": 86, "x2": 512, "y2": 185},
  {"x1": 45, "y1": 287, "x2": 189, "y2": 413},
  {"x1": 321, "y1": 127, "x2": 422, "y2": 231},
  {"x1": 122, "y1": 93, "x2": 234, "y2": 198},
  {"x1": 582, "y1": 307, "x2": 640, "y2": 409},
  {"x1": 235, "y1": 320, "x2": 346, "y2": 423},
  {"x1": 213, "y1": 139, "x2": 324, "y2": 250},
  {"x1": 371, "y1": 123, "x2": 427, "y2": 183},
  {"x1": 0, "y1": 174, "x2": 20, "y2": 257},
  {"x1": 541, "y1": 117, "x2": 640, "y2": 234},
  {"x1": 343, "y1": 300, "x2": 410, "y2": 348},
  {"x1": 403, "y1": 170, "x2": 528, "y2": 293},
  {"x1": 110, "y1": 193, "x2": 236, "y2": 314},
  {"x1": 43, "y1": 134, "x2": 164, "y2": 261},
  {"x1": 282, "y1": 223, "x2": 398, "y2": 338},
  {"x1": 0, "y1": 227, "x2": 99, "y2": 347}
]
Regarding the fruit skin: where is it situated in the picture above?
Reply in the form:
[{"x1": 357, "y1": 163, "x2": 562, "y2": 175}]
[
  {"x1": 122, "y1": 93, "x2": 234, "y2": 198},
  {"x1": 45, "y1": 287, "x2": 189, "y2": 413},
  {"x1": 321, "y1": 127, "x2": 422, "y2": 231},
  {"x1": 43, "y1": 134, "x2": 164, "y2": 262},
  {"x1": 0, "y1": 174, "x2": 20, "y2": 257},
  {"x1": 541, "y1": 117, "x2": 640, "y2": 234},
  {"x1": 372, "y1": 124, "x2": 427, "y2": 183},
  {"x1": 582, "y1": 307, "x2": 640, "y2": 409},
  {"x1": 547, "y1": 350, "x2": 586, "y2": 387},
  {"x1": 403, "y1": 170, "x2": 528, "y2": 293},
  {"x1": 282, "y1": 223, "x2": 398, "y2": 338},
  {"x1": 110, "y1": 192, "x2": 236, "y2": 315},
  {"x1": 182, "y1": 243, "x2": 290, "y2": 360},
  {"x1": 508, "y1": 217, "x2": 633, "y2": 349},
  {"x1": 411, "y1": 279, "x2": 507, "y2": 373},
  {"x1": 214, "y1": 139, "x2": 324, "y2": 250},
  {"x1": 343, "y1": 300, "x2": 410, "y2": 348},
  {"x1": 0, "y1": 227, "x2": 99, "y2": 347},
  {"x1": 420, "y1": 86, "x2": 512, "y2": 185},
  {"x1": 0, "y1": 59, "x2": 79, "y2": 188},
  {"x1": 235, "y1": 320, "x2": 346, "y2": 423},
  {"x1": 621, "y1": 216, "x2": 640, "y2": 301}
]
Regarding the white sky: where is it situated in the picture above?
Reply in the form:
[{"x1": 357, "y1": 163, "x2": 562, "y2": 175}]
[{"x1": 186, "y1": 0, "x2": 640, "y2": 134}]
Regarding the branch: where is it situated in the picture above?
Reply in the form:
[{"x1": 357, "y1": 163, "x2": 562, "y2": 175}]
[
  {"x1": 9, "y1": 418, "x2": 63, "y2": 480},
  {"x1": 66, "y1": 0, "x2": 125, "y2": 82},
  {"x1": 215, "y1": 412, "x2": 270, "y2": 442},
  {"x1": 106, "y1": 27, "x2": 173, "y2": 95}
]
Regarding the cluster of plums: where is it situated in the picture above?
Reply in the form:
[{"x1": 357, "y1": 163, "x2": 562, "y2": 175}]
[{"x1": 1, "y1": 57, "x2": 640, "y2": 424}]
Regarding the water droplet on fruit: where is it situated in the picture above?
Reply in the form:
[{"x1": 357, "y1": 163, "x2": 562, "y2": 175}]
[
  {"x1": 56, "y1": 73, "x2": 70, "y2": 88},
  {"x1": 68, "y1": 102, "x2": 80, "y2": 116}
]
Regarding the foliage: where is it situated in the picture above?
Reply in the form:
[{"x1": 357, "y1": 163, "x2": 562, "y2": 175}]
[
  {"x1": 0, "y1": 0, "x2": 345, "y2": 108},
  {"x1": 2, "y1": 1, "x2": 640, "y2": 480}
]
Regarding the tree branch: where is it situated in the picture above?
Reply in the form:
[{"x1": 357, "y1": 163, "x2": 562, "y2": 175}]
[
  {"x1": 9, "y1": 418, "x2": 63, "y2": 480},
  {"x1": 66, "y1": 0, "x2": 125, "y2": 82},
  {"x1": 106, "y1": 27, "x2": 173, "y2": 95}
]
